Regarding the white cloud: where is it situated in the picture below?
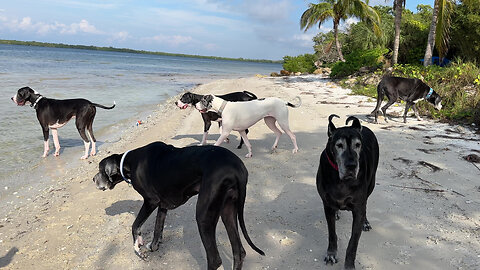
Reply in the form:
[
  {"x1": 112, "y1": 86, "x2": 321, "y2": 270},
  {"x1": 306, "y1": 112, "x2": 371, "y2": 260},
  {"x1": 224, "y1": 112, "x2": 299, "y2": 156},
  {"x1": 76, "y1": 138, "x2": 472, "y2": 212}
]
[
  {"x1": 112, "y1": 31, "x2": 129, "y2": 41},
  {"x1": 143, "y1": 34, "x2": 193, "y2": 47},
  {"x1": 241, "y1": 0, "x2": 290, "y2": 23},
  {"x1": 1, "y1": 16, "x2": 102, "y2": 35}
]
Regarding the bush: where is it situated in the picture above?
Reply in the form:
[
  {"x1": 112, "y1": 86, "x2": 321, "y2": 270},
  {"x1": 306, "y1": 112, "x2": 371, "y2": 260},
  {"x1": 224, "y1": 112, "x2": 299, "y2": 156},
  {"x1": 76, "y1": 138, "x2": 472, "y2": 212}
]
[
  {"x1": 330, "y1": 48, "x2": 388, "y2": 78},
  {"x1": 282, "y1": 54, "x2": 317, "y2": 73}
]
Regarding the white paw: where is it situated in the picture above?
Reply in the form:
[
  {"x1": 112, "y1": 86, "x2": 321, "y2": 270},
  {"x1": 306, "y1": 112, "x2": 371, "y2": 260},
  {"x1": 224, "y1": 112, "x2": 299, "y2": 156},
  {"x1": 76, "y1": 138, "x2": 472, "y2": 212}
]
[{"x1": 245, "y1": 153, "x2": 252, "y2": 158}]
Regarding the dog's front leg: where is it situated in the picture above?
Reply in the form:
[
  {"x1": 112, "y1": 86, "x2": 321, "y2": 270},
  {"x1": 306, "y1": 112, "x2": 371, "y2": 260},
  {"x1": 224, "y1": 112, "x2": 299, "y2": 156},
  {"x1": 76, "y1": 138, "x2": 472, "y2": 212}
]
[
  {"x1": 412, "y1": 104, "x2": 423, "y2": 121},
  {"x1": 238, "y1": 130, "x2": 252, "y2": 158},
  {"x1": 41, "y1": 126, "x2": 50, "y2": 157},
  {"x1": 132, "y1": 202, "x2": 156, "y2": 259},
  {"x1": 323, "y1": 205, "x2": 338, "y2": 265},
  {"x1": 201, "y1": 115, "x2": 212, "y2": 145},
  {"x1": 344, "y1": 207, "x2": 366, "y2": 269},
  {"x1": 147, "y1": 208, "x2": 167, "y2": 252},
  {"x1": 403, "y1": 102, "x2": 414, "y2": 123},
  {"x1": 51, "y1": 128, "x2": 61, "y2": 156},
  {"x1": 214, "y1": 127, "x2": 232, "y2": 148}
]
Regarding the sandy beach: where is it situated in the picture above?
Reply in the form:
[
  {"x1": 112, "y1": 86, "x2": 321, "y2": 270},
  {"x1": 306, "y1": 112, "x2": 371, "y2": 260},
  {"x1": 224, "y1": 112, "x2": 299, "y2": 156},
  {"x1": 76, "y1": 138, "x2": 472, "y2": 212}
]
[{"x1": 1, "y1": 75, "x2": 479, "y2": 270}]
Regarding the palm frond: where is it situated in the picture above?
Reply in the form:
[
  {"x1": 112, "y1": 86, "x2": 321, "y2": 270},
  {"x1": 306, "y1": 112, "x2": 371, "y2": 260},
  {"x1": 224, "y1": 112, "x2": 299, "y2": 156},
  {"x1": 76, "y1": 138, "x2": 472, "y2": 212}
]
[
  {"x1": 300, "y1": 2, "x2": 334, "y2": 32},
  {"x1": 435, "y1": 0, "x2": 455, "y2": 58}
]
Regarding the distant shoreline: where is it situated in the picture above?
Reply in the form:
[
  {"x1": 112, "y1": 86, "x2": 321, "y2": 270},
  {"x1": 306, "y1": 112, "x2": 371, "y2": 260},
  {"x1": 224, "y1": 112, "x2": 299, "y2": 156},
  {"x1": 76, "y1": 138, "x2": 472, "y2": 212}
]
[{"x1": 0, "y1": 39, "x2": 282, "y2": 64}]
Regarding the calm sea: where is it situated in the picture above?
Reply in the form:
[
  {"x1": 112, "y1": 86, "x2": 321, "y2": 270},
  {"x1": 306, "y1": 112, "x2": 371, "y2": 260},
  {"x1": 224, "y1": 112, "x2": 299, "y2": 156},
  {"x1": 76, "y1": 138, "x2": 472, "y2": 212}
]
[{"x1": 0, "y1": 44, "x2": 282, "y2": 199}]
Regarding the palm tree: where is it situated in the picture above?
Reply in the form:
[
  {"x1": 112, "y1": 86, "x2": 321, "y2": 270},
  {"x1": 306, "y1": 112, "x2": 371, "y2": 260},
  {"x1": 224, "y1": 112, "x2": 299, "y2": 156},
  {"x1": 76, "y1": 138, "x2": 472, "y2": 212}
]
[
  {"x1": 423, "y1": 0, "x2": 455, "y2": 66},
  {"x1": 300, "y1": 0, "x2": 381, "y2": 62},
  {"x1": 392, "y1": 0, "x2": 405, "y2": 65}
]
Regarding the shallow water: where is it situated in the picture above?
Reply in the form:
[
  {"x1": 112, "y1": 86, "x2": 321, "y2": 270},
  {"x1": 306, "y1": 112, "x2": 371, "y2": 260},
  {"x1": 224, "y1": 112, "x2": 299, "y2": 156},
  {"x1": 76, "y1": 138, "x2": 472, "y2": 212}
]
[{"x1": 0, "y1": 44, "x2": 282, "y2": 198}]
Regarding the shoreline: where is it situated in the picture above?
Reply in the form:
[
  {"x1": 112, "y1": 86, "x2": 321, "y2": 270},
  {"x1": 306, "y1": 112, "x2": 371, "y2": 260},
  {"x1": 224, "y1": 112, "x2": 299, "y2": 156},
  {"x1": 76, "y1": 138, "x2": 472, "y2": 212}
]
[{"x1": 1, "y1": 75, "x2": 479, "y2": 269}]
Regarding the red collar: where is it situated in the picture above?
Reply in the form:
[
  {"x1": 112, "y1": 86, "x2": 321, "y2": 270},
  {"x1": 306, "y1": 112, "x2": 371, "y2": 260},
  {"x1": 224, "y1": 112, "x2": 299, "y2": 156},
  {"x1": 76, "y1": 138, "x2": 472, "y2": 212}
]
[{"x1": 324, "y1": 150, "x2": 338, "y2": 171}]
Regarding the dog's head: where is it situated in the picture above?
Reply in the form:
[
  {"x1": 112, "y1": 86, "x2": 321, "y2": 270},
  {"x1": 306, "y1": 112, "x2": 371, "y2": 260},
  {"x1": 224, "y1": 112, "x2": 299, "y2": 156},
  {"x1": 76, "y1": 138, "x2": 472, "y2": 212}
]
[
  {"x1": 93, "y1": 154, "x2": 124, "y2": 191},
  {"x1": 11, "y1": 86, "x2": 39, "y2": 106},
  {"x1": 175, "y1": 92, "x2": 202, "y2": 109},
  {"x1": 195, "y1": 94, "x2": 214, "y2": 113},
  {"x1": 426, "y1": 90, "x2": 442, "y2": 111},
  {"x1": 327, "y1": 114, "x2": 364, "y2": 181}
]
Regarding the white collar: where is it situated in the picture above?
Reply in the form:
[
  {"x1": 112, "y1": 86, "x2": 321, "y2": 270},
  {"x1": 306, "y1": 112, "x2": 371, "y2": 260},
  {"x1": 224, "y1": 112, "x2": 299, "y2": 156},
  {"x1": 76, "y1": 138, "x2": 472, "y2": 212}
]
[
  {"x1": 120, "y1": 150, "x2": 132, "y2": 184},
  {"x1": 32, "y1": 96, "x2": 43, "y2": 109}
]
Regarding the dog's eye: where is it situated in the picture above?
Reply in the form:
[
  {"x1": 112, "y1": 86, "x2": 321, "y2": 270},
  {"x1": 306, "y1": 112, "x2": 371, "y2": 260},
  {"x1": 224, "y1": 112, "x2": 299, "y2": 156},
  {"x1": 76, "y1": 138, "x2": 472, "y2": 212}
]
[
  {"x1": 336, "y1": 143, "x2": 343, "y2": 149},
  {"x1": 355, "y1": 143, "x2": 361, "y2": 148}
]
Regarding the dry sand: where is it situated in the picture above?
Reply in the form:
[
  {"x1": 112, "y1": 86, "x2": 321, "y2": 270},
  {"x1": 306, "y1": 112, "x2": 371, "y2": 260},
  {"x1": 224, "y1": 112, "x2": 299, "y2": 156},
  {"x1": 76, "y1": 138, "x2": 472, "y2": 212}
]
[{"x1": 0, "y1": 76, "x2": 479, "y2": 270}]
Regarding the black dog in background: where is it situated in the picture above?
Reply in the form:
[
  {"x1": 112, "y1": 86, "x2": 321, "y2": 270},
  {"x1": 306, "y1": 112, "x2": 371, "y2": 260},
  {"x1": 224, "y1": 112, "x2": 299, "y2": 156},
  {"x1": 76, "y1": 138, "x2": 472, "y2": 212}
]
[
  {"x1": 175, "y1": 91, "x2": 257, "y2": 148},
  {"x1": 316, "y1": 115, "x2": 379, "y2": 269},
  {"x1": 93, "y1": 142, "x2": 264, "y2": 269},
  {"x1": 372, "y1": 76, "x2": 442, "y2": 123}
]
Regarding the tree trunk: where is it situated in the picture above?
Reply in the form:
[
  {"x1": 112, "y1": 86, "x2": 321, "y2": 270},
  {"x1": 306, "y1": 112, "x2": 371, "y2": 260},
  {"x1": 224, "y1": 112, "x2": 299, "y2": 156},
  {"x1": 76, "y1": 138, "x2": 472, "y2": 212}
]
[
  {"x1": 392, "y1": 0, "x2": 403, "y2": 65},
  {"x1": 424, "y1": 0, "x2": 439, "y2": 67},
  {"x1": 333, "y1": 20, "x2": 345, "y2": 62}
]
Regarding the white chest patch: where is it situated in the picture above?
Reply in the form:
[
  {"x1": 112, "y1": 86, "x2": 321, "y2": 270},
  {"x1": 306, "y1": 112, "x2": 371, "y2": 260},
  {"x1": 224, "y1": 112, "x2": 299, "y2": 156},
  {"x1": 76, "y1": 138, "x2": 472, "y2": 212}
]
[{"x1": 49, "y1": 116, "x2": 75, "y2": 129}]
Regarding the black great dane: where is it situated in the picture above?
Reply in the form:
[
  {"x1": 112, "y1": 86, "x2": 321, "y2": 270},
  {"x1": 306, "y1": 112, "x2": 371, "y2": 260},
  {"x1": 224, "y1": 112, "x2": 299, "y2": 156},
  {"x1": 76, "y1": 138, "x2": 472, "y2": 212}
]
[
  {"x1": 175, "y1": 91, "x2": 257, "y2": 148},
  {"x1": 372, "y1": 76, "x2": 442, "y2": 123},
  {"x1": 93, "y1": 142, "x2": 265, "y2": 269},
  {"x1": 11, "y1": 86, "x2": 115, "y2": 159},
  {"x1": 316, "y1": 115, "x2": 379, "y2": 269}
]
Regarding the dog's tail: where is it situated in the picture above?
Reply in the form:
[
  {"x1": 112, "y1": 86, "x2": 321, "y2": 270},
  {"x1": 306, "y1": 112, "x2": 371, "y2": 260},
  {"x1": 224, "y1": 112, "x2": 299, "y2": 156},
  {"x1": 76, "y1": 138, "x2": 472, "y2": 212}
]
[
  {"x1": 371, "y1": 81, "x2": 385, "y2": 115},
  {"x1": 286, "y1": 96, "x2": 302, "y2": 108},
  {"x1": 92, "y1": 101, "x2": 116, "y2": 110},
  {"x1": 237, "y1": 172, "x2": 265, "y2": 256},
  {"x1": 243, "y1": 90, "x2": 258, "y2": 100}
]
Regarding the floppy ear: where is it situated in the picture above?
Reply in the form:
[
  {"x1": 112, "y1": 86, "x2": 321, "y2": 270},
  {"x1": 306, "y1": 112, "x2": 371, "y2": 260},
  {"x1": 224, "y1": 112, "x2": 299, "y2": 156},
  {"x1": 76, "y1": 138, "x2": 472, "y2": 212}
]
[
  {"x1": 346, "y1": 116, "x2": 362, "y2": 131},
  {"x1": 205, "y1": 95, "x2": 213, "y2": 103},
  {"x1": 328, "y1": 114, "x2": 339, "y2": 137},
  {"x1": 103, "y1": 155, "x2": 120, "y2": 181}
]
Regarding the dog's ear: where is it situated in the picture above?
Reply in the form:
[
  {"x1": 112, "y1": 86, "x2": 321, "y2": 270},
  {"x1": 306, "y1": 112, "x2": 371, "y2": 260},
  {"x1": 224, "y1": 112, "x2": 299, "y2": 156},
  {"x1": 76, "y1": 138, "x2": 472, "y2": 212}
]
[
  {"x1": 346, "y1": 116, "x2": 362, "y2": 131},
  {"x1": 205, "y1": 95, "x2": 213, "y2": 103},
  {"x1": 103, "y1": 155, "x2": 120, "y2": 181},
  {"x1": 328, "y1": 114, "x2": 339, "y2": 137}
]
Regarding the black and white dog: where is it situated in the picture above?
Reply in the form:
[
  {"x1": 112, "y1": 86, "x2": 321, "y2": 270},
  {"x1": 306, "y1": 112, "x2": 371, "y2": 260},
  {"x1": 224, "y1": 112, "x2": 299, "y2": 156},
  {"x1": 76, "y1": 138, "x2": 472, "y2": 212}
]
[
  {"x1": 93, "y1": 142, "x2": 265, "y2": 269},
  {"x1": 195, "y1": 95, "x2": 301, "y2": 158},
  {"x1": 372, "y1": 76, "x2": 442, "y2": 123},
  {"x1": 175, "y1": 91, "x2": 257, "y2": 148},
  {"x1": 316, "y1": 115, "x2": 379, "y2": 269},
  {"x1": 11, "y1": 86, "x2": 115, "y2": 159}
]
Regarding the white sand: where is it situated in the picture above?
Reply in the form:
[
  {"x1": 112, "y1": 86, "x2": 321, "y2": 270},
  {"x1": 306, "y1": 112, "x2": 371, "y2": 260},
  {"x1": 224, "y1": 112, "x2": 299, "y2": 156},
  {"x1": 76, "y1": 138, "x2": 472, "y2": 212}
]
[{"x1": 1, "y1": 75, "x2": 479, "y2": 269}]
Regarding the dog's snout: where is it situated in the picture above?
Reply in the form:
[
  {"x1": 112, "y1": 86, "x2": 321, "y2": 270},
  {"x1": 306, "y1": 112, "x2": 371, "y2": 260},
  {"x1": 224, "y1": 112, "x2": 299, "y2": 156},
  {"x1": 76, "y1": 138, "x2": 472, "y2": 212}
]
[
  {"x1": 345, "y1": 159, "x2": 357, "y2": 170},
  {"x1": 175, "y1": 101, "x2": 178, "y2": 105}
]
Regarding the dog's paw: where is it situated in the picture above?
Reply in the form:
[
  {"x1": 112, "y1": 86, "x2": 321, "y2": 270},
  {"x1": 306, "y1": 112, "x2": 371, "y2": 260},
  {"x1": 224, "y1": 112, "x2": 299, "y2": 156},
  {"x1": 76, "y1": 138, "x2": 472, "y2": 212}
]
[
  {"x1": 335, "y1": 211, "x2": 340, "y2": 220},
  {"x1": 363, "y1": 220, "x2": 372, "y2": 231},
  {"x1": 292, "y1": 148, "x2": 298, "y2": 154},
  {"x1": 80, "y1": 154, "x2": 89, "y2": 160},
  {"x1": 134, "y1": 247, "x2": 149, "y2": 260},
  {"x1": 324, "y1": 253, "x2": 338, "y2": 265},
  {"x1": 245, "y1": 153, "x2": 252, "y2": 158},
  {"x1": 146, "y1": 241, "x2": 160, "y2": 252}
]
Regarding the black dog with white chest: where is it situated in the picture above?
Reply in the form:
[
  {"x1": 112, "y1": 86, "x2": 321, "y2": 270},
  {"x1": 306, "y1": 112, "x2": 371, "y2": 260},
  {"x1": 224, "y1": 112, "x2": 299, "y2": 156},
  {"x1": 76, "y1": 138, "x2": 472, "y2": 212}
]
[
  {"x1": 175, "y1": 91, "x2": 257, "y2": 148},
  {"x1": 316, "y1": 115, "x2": 379, "y2": 269},
  {"x1": 93, "y1": 141, "x2": 265, "y2": 269},
  {"x1": 11, "y1": 86, "x2": 115, "y2": 159},
  {"x1": 372, "y1": 76, "x2": 442, "y2": 123}
]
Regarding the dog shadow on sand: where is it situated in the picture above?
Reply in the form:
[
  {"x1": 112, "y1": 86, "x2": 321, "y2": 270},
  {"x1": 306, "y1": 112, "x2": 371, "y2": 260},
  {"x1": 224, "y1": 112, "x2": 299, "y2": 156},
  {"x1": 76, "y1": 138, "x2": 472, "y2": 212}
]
[{"x1": 0, "y1": 247, "x2": 19, "y2": 268}]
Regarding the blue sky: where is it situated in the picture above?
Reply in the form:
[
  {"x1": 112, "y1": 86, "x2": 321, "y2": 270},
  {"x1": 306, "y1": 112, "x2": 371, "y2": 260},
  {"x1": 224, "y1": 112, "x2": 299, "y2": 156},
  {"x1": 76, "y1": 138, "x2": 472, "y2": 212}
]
[{"x1": 0, "y1": 0, "x2": 433, "y2": 60}]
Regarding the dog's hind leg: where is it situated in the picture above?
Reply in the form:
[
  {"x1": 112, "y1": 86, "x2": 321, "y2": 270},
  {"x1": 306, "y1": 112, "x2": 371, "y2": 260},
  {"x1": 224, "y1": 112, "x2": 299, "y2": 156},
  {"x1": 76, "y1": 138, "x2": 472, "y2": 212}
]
[
  {"x1": 381, "y1": 98, "x2": 396, "y2": 123},
  {"x1": 196, "y1": 193, "x2": 222, "y2": 270},
  {"x1": 264, "y1": 116, "x2": 283, "y2": 152},
  {"x1": 51, "y1": 128, "x2": 61, "y2": 156},
  {"x1": 237, "y1": 129, "x2": 248, "y2": 149},
  {"x1": 372, "y1": 85, "x2": 384, "y2": 123},
  {"x1": 221, "y1": 188, "x2": 246, "y2": 270},
  {"x1": 239, "y1": 130, "x2": 253, "y2": 158},
  {"x1": 87, "y1": 121, "x2": 96, "y2": 156},
  {"x1": 147, "y1": 208, "x2": 167, "y2": 252},
  {"x1": 276, "y1": 118, "x2": 298, "y2": 154}
]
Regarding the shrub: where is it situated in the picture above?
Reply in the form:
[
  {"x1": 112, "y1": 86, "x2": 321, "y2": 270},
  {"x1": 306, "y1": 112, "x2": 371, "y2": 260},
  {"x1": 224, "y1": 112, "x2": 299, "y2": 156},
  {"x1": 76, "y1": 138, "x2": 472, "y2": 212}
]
[
  {"x1": 330, "y1": 48, "x2": 388, "y2": 78},
  {"x1": 282, "y1": 54, "x2": 317, "y2": 73}
]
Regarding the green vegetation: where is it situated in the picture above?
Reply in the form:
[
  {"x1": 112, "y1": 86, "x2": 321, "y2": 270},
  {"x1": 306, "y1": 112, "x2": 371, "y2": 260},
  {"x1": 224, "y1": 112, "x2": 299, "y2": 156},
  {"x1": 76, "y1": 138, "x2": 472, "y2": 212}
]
[
  {"x1": 330, "y1": 48, "x2": 388, "y2": 77},
  {"x1": 294, "y1": 1, "x2": 480, "y2": 125},
  {"x1": 0, "y1": 39, "x2": 282, "y2": 64},
  {"x1": 282, "y1": 54, "x2": 317, "y2": 73}
]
